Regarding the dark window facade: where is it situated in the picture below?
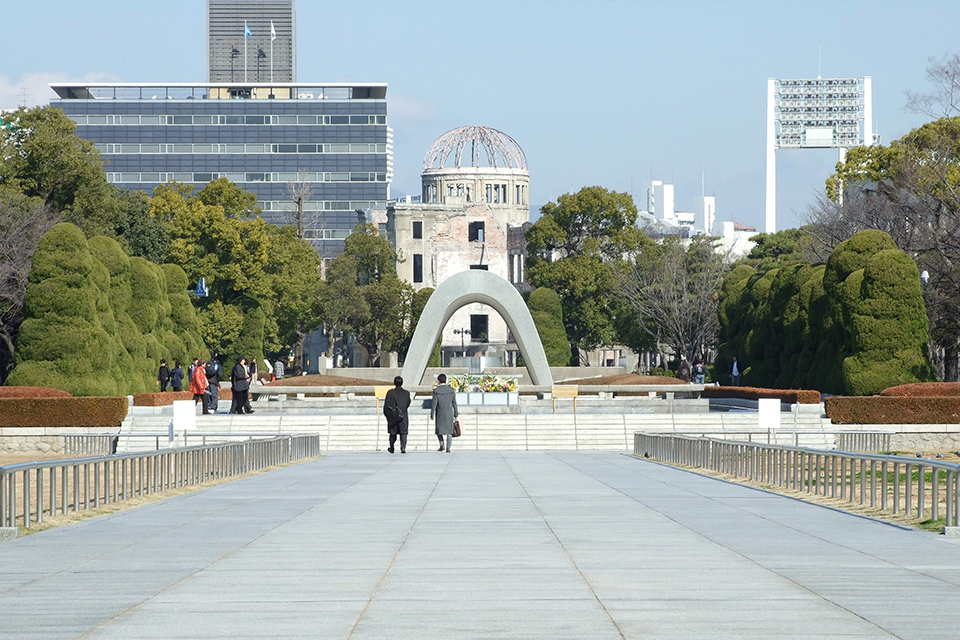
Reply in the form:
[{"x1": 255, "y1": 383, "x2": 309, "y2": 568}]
[
  {"x1": 413, "y1": 254, "x2": 423, "y2": 283},
  {"x1": 52, "y1": 83, "x2": 390, "y2": 259},
  {"x1": 469, "y1": 221, "x2": 485, "y2": 242},
  {"x1": 412, "y1": 221, "x2": 422, "y2": 239},
  {"x1": 470, "y1": 314, "x2": 489, "y2": 342}
]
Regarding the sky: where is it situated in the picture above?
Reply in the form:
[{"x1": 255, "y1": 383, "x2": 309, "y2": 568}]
[{"x1": 3, "y1": 0, "x2": 959, "y2": 233}]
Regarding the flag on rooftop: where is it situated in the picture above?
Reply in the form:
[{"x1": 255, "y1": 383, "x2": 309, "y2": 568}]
[
  {"x1": 270, "y1": 21, "x2": 276, "y2": 41},
  {"x1": 244, "y1": 22, "x2": 252, "y2": 37}
]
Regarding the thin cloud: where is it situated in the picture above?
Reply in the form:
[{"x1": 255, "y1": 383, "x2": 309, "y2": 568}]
[
  {"x1": 388, "y1": 93, "x2": 439, "y2": 123},
  {"x1": 0, "y1": 71, "x2": 121, "y2": 112}
]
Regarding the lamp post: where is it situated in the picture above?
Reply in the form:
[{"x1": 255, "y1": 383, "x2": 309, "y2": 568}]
[
  {"x1": 230, "y1": 47, "x2": 240, "y2": 82},
  {"x1": 453, "y1": 328, "x2": 471, "y2": 357},
  {"x1": 256, "y1": 48, "x2": 266, "y2": 82}
]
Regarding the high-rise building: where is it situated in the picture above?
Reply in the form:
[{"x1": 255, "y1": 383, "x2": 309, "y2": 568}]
[
  {"x1": 51, "y1": 82, "x2": 392, "y2": 259},
  {"x1": 208, "y1": 0, "x2": 296, "y2": 83}
]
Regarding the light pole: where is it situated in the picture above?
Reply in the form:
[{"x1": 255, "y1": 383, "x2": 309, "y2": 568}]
[
  {"x1": 230, "y1": 47, "x2": 240, "y2": 82},
  {"x1": 453, "y1": 328, "x2": 471, "y2": 357}
]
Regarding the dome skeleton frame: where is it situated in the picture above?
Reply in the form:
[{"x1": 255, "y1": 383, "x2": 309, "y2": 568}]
[{"x1": 423, "y1": 125, "x2": 528, "y2": 172}]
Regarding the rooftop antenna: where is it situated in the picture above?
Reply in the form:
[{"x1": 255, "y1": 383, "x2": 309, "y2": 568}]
[{"x1": 818, "y1": 43, "x2": 822, "y2": 79}]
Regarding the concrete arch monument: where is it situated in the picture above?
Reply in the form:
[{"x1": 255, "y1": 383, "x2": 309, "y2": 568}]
[{"x1": 401, "y1": 270, "x2": 553, "y2": 387}]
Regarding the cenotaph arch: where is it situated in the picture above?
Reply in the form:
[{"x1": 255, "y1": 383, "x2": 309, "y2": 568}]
[{"x1": 400, "y1": 270, "x2": 554, "y2": 387}]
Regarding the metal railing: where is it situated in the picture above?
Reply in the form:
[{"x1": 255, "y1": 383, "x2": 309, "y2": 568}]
[
  {"x1": 62, "y1": 432, "x2": 305, "y2": 453},
  {"x1": 1, "y1": 435, "x2": 320, "y2": 528},
  {"x1": 665, "y1": 430, "x2": 891, "y2": 451},
  {"x1": 635, "y1": 432, "x2": 960, "y2": 526}
]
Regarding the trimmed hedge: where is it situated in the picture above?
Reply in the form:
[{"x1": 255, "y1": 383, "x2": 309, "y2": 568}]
[
  {"x1": 133, "y1": 389, "x2": 233, "y2": 406},
  {"x1": 0, "y1": 397, "x2": 128, "y2": 427},
  {"x1": 826, "y1": 396, "x2": 960, "y2": 424},
  {"x1": 133, "y1": 391, "x2": 194, "y2": 406},
  {"x1": 880, "y1": 382, "x2": 960, "y2": 397},
  {"x1": 702, "y1": 385, "x2": 821, "y2": 404},
  {"x1": 0, "y1": 386, "x2": 72, "y2": 398},
  {"x1": 717, "y1": 230, "x2": 934, "y2": 395}
]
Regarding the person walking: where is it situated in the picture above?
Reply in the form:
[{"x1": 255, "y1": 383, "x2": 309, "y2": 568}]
[
  {"x1": 677, "y1": 356, "x2": 691, "y2": 383},
  {"x1": 170, "y1": 360, "x2": 185, "y2": 392},
  {"x1": 693, "y1": 359, "x2": 707, "y2": 385},
  {"x1": 730, "y1": 356, "x2": 742, "y2": 386},
  {"x1": 187, "y1": 358, "x2": 199, "y2": 383},
  {"x1": 431, "y1": 373, "x2": 458, "y2": 453},
  {"x1": 230, "y1": 357, "x2": 252, "y2": 414},
  {"x1": 205, "y1": 356, "x2": 222, "y2": 413},
  {"x1": 190, "y1": 359, "x2": 209, "y2": 413},
  {"x1": 157, "y1": 359, "x2": 170, "y2": 392},
  {"x1": 244, "y1": 357, "x2": 260, "y2": 412},
  {"x1": 383, "y1": 376, "x2": 411, "y2": 454}
]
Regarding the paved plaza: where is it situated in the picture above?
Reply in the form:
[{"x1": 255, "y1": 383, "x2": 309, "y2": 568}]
[{"x1": 2, "y1": 451, "x2": 960, "y2": 639}]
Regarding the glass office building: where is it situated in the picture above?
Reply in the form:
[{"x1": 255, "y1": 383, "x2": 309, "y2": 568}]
[
  {"x1": 50, "y1": 82, "x2": 392, "y2": 258},
  {"x1": 208, "y1": 0, "x2": 296, "y2": 83}
]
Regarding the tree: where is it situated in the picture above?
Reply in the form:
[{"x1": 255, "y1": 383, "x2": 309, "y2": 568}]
[
  {"x1": 0, "y1": 106, "x2": 119, "y2": 237},
  {"x1": 262, "y1": 224, "x2": 324, "y2": 363},
  {"x1": 157, "y1": 181, "x2": 273, "y2": 364},
  {"x1": 193, "y1": 177, "x2": 260, "y2": 219},
  {"x1": 619, "y1": 235, "x2": 728, "y2": 363},
  {"x1": 0, "y1": 192, "x2": 59, "y2": 383},
  {"x1": 716, "y1": 230, "x2": 934, "y2": 394},
  {"x1": 525, "y1": 186, "x2": 647, "y2": 363},
  {"x1": 526, "y1": 287, "x2": 571, "y2": 366},
  {"x1": 110, "y1": 189, "x2": 169, "y2": 263},
  {"x1": 323, "y1": 224, "x2": 413, "y2": 366},
  {"x1": 819, "y1": 117, "x2": 960, "y2": 380},
  {"x1": 283, "y1": 171, "x2": 323, "y2": 240},
  {"x1": 7, "y1": 223, "x2": 205, "y2": 395}
]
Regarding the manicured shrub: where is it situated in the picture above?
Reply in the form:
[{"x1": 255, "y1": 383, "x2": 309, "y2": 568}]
[
  {"x1": 0, "y1": 386, "x2": 72, "y2": 398},
  {"x1": 0, "y1": 397, "x2": 128, "y2": 427},
  {"x1": 880, "y1": 382, "x2": 960, "y2": 397},
  {"x1": 717, "y1": 230, "x2": 933, "y2": 395},
  {"x1": 825, "y1": 396, "x2": 960, "y2": 424},
  {"x1": 8, "y1": 224, "x2": 207, "y2": 396},
  {"x1": 134, "y1": 391, "x2": 193, "y2": 406},
  {"x1": 701, "y1": 386, "x2": 820, "y2": 404}
]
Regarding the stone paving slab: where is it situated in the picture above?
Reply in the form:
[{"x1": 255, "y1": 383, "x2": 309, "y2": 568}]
[{"x1": 2, "y1": 451, "x2": 960, "y2": 639}]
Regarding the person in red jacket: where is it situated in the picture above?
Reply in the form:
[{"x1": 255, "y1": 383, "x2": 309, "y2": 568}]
[{"x1": 190, "y1": 358, "x2": 209, "y2": 413}]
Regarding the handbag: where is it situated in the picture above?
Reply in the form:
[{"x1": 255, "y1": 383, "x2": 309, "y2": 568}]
[{"x1": 453, "y1": 419, "x2": 461, "y2": 438}]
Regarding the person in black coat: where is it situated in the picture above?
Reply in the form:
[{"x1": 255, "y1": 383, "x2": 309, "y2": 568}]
[
  {"x1": 383, "y1": 376, "x2": 411, "y2": 454},
  {"x1": 157, "y1": 360, "x2": 170, "y2": 391},
  {"x1": 170, "y1": 361, "x2": 184, "y2": 392},
  {"x1": 230, "y1": 357, "x2": 252, "y2": 414}
]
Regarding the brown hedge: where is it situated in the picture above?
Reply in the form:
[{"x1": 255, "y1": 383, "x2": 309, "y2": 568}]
[
  {"x1": 134, "y1": 389, "x2": 233, "y2": 406},
  {"x1": 0, "y1": 386, "x2": 72, "y2": 398},
  {"x1": 134, "y1": 391, "x2": 194, "y2": 406},
  {"x1": 0, "y1": 397, "x2": 128, "y2": 427},
  {"x1": 879, "y1": 382, "x2": 960, "y2": 397},
  {"x1": 701, "y1": 385, "x2": 821, "y2": 404},
  {"x1": 825, "y1": 396, "x2": 960, "y2": 424}
]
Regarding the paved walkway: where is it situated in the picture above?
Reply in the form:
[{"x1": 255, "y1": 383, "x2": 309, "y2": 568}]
[{"x1": 2, "y1": 451, "x2": 960, "y2": 639}]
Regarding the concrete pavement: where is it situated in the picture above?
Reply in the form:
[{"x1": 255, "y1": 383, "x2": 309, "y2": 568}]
[{"x1": 2, "y1": 451, "x2": 960, "y2": 639}]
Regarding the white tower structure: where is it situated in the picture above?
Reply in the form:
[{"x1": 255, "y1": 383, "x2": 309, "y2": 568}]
[
  {"x1": 766, "y1": 76, "x2": 874, "y2": 234},
  {"x1": 693, "y1": 195, "x2": 716, "y2": 235}
]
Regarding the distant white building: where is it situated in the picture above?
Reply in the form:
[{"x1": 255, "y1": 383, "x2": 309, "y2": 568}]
[
  {"x1": 639, "y1": 179, "x2": 714, "y2": 236},
  {"x1": 720, "y1": 221, "x2": 757, "y2": 259}
]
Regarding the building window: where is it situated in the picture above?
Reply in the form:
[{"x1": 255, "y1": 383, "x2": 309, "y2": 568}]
[
  {"x1": 413, "y1": 254, "x2": 423, "y2": 283},
  {"x1": 469, "y1": 221, "x2": 485, "y2": 242},
  {"x1": 413, "y1": 221, "x2": 422, "y2": 239},
  {"x1": 469, "y1": 264, "x2": 488, "y2": 271},
  {"x1": 510, "y1": 254, "x2": 523, "y2": 284},
  {"x1": 470, "y1": 314, "x2": 489, "y2": 343}
]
